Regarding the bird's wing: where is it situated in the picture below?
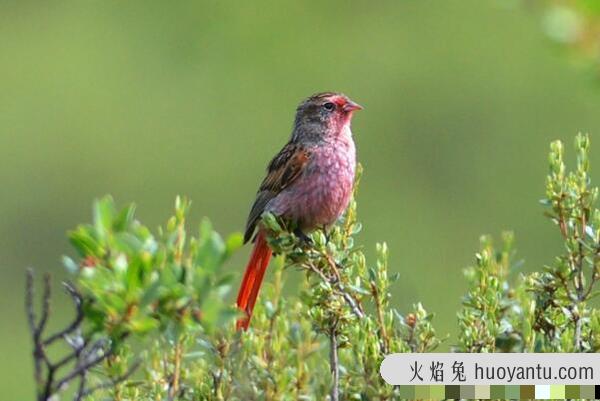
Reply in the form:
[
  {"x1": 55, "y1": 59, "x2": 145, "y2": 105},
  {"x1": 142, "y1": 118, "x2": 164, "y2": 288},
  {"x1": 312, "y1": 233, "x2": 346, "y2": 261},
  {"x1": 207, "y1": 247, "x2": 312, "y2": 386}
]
[{"x1": 244, "y1": 142, "x2": 311, "y2": 243}]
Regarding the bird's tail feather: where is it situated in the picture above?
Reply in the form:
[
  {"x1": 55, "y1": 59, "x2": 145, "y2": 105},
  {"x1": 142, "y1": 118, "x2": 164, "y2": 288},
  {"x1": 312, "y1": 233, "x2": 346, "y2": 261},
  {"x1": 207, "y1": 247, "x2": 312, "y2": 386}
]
[{"x1": 236, "y1": 231, "x2": 272, "y2": 330}]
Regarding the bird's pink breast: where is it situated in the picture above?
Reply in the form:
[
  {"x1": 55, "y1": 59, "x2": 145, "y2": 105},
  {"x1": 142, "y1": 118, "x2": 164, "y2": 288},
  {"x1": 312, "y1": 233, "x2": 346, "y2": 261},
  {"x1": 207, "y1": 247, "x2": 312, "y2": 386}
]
[{"x1": 267, "y1": 134, "x2": 356, "y2": 230}]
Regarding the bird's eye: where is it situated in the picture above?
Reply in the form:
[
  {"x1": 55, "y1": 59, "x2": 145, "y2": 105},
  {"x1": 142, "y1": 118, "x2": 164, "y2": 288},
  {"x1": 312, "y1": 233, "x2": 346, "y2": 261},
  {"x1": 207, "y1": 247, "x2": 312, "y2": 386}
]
[{"x1": 323, "y1": 102, "x2": 335, "y2": 111}]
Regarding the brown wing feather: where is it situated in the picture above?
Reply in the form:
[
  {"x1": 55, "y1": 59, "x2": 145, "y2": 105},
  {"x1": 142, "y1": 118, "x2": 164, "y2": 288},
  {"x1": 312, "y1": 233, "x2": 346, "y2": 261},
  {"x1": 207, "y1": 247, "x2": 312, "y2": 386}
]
[{"x1": 244, "y1": 142, "x2": 310, "y2": 243}]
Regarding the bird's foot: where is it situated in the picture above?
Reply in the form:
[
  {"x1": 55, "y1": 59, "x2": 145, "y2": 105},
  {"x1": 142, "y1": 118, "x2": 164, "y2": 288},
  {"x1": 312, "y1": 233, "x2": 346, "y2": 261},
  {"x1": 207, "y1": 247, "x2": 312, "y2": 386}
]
[
  {"x1": 321, "y1": 226, "x2": 332, "y2": 244},
  {"x1": 294, "y1": 228, "x2": 313, "y2": 246}
]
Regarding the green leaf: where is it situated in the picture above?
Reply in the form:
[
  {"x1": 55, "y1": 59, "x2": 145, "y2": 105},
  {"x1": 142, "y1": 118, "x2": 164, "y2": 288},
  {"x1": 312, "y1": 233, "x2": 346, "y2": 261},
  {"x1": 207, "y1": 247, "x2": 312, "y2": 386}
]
[
  {"x1": 114, "y1": 203, "x2": 136, "y2": 231},
  {"x1": 225, "y1": 232, "x2": 244, "y2": 256},
  {"x1": 68, "y1": 226, "x2": 101, "y2": 257},
  {"x1": 128, "y1": 317, "x2": 159, "y2": 334},
  {"x1": 195, "y1": 218, "x2": 225, "y2": 272},
  {"x1": 93, "y1": 196, "x2": 116, "y2": 239},
  {"x1": 62, "y1": 255, "x2": 79, "y2": 273}
]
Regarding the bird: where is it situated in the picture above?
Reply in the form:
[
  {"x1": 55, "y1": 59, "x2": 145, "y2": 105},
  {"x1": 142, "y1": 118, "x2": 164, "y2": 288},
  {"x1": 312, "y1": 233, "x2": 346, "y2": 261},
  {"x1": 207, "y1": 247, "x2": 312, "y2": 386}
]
[{"x1": 236, "y1": 92, "x2": 363, "y2": 330}]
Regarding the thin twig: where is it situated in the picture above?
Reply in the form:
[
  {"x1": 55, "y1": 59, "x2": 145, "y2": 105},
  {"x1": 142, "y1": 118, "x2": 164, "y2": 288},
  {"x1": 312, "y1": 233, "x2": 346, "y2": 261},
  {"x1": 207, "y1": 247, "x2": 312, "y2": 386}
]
[
  {"x1": 168, "y1": 339, "x2": 183, "y2": 401},
  {"x1": 74, "y1": 371, "x2": 87, "y2": 401},
  {"x1": 26, "y1": 269, "x2": 38, "y2": 333},
  {"x1": 26, "y1": 270, "x2": 136, "y2": 401},
  {"x1": 306, "y1": 260, "x2": 364, "y2": 320},
  {"x1": 53, "y1": 352, "x2": 78, "y2": 371},
  {"x1": 324, "y1": 254, "x2": 365, "y2": 318},
  {"x1": 38, "y1": 273, "x2": 52, "y2": 339},
  {"x1": 574, "y1": 316, "x2": 583, "y2": 351},
  {"x1": 43, "y1": 282, "x2": 84, "y2": 346},
  {"x1": 54, "y1": 346, "x2": 113, "y2": 391},
  {"x1": 329, "y1": 326, "x2": 339, "y2": 401},
  {"x1": 70, "y1": 333, "x2": 90, "y2": 401},
  {"x1": 370, "y1": 283, "x2": 390, "y2": 354},
  {"x1": 26, "y1": 269, "x2": 43, "y2": 388},
  {"x1": 81, "y1": 359, "x2": 141, "y2": 397}
]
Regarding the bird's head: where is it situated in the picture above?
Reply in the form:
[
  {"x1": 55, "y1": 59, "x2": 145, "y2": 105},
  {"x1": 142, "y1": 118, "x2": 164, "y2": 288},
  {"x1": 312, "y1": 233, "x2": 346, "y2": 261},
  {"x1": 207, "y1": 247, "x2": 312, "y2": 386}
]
[{"x1": 292, "y1": 92, "x2": 363, "y2": 141}]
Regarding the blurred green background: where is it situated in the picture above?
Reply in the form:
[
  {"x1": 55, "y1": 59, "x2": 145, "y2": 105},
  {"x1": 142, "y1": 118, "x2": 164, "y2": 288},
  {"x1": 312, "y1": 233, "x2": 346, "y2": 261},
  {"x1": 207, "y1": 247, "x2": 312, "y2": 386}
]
[{"x1": 2, "y1": 0, "x2": 599, "y2": 398}]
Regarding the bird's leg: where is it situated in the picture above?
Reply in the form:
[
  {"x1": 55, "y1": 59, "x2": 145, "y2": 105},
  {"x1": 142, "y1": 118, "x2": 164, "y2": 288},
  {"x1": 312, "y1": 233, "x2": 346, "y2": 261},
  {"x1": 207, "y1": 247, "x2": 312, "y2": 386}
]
[
  {"x1": 294, "y1": 228, "x2": 313, "y2": 246},
  {"x1": 321, "y1": 225, "x2": 331, "y2": 244}
]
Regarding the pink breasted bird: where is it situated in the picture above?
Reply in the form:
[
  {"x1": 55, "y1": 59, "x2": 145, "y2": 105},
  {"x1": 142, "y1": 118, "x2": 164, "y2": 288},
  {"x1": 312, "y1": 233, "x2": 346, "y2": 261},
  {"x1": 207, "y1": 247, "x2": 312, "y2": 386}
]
[{"x1": 236, "y1": 92, "x2": 362, "y2": 330}]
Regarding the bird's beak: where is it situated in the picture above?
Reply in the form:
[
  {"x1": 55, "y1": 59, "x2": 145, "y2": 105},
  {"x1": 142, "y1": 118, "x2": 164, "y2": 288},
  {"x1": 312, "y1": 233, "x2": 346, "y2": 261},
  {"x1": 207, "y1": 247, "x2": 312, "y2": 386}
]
[{"x1": 343, "y1": 100, "x2": 364, "y2": 112}]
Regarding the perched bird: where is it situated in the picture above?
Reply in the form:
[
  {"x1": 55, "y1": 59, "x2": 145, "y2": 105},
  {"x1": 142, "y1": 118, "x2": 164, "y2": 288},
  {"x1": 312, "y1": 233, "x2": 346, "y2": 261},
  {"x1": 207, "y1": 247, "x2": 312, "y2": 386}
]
[{"x1": 236, "y1": 92, "x2": 363, "y2": 330}]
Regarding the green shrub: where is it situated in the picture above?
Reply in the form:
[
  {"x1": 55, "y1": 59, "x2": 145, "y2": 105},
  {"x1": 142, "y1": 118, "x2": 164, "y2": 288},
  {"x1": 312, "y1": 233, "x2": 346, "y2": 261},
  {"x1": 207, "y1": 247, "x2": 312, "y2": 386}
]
[
  {"x1": 26, "y1": 135, "x2": 600, "y2": 400},
  {"x1": 456, "y1": 133, "x2": 600, "y2": 355}
]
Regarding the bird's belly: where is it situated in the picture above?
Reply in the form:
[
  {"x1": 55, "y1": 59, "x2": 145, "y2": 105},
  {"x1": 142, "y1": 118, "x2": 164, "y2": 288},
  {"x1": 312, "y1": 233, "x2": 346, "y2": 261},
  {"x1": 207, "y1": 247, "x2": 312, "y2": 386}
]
[{"x1": 268, "y1": 145, "x2": 355, "y2": 230}]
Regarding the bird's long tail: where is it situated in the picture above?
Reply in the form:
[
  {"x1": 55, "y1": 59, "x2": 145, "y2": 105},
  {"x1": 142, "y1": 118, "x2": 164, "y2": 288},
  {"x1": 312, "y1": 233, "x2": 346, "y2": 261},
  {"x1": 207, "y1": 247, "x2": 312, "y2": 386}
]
[{"x1": 236, "y1": 230, "x2": 272, "y2": 330}]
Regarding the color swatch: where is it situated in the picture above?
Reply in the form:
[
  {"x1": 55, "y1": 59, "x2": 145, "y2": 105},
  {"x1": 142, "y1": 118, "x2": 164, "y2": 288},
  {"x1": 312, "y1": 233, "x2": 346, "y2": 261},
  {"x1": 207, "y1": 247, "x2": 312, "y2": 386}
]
[{"x1": 390, "y1": 384, "x2": 600, "y2": 399}]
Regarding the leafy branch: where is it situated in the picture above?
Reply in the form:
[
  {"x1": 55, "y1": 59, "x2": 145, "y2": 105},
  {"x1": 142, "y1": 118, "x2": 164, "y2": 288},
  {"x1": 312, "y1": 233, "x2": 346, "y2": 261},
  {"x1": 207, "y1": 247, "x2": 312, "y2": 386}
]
[
  {"x1": 456, "y1": 133, "x2": 600, "y2": 354},
  {"x1": 25, "y1": 269, "x2": 138, "y2": 401},
  {"x1": 24, "y1": 135, "x2": 600, "y2": 400}
]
